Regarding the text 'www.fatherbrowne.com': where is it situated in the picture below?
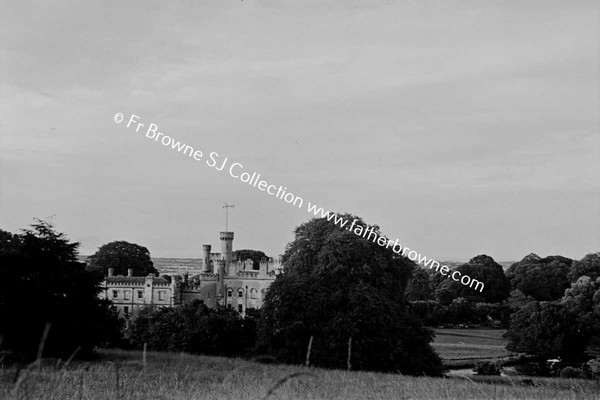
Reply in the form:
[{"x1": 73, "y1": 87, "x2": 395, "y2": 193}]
[{"x1": 113, "y1": 112, "x2": 484, "y2": 292}]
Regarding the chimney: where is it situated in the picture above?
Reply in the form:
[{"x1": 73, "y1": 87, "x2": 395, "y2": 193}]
[
  {"x1": 127, "y1": 268, "x2": 133, "y2": 277},
  {"x1": 108, "y1": 268, "x2": 114, "y2": 277}
]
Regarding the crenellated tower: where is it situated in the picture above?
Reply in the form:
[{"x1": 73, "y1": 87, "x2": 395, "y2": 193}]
[
  {"x1": 219, "y1": 231, "x2": 234, "y2": 267},
  {"x1": 202, "y1": 244, "x2": 212, "y2": 273}
]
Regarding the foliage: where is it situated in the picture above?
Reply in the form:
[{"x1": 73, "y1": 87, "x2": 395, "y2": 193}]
[
  {"x1": 87, "y1": 241, "x2": 158, "y2": 277},
  {"x1": 410, "y1": 300, "x2": 510, "y2": 328},
  {"x1": 506, "y1": 289, "x2": 536, "y2": 311},
  {"x1": 233, "y1": 249, "x2": 268, "y2": 270},
  {"x1": 0, "y1": 220, "x2": 122, "y2": 360},
  {"x1": 406, "y1": 267, "x2": 435, "y2": 301},
  {"x1": 506, "y1": 253, "x2": 572, "y2": 301},
  {"x1": 586, "y1": 358, "x2": 600, "y2": 375},
  {"x1": 506, "y1": 301, "x2": 587, "y2": 359},
  {"x1": 435, "y1": 255, "x2": 511, "y2": 304},
  {"x1": 473, "y1": 361, "x2": 501, "y2": 375},
  {"x1": 568, "y1": 252, "x2": 600, "y2": 283},
  {"x1": 126, "y1": 300, "x2": 257, "y2": 357},
  {"x1": 561, "y1": 275, "x2": 600, "y2": 357},
  {"x1": 258, "y1": 214, "x2": 444, "y2": 376},
  {"x1": 559, "y1": 366, "x2": 585, "y2": 379}
]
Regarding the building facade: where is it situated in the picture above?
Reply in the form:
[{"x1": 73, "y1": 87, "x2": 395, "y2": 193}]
[
  {"x1": 99, "y1": 268, "x2": 178, "y2": 316},
  {"x1": 100, "y1": 230, "x2": 283, "y2": 316}
]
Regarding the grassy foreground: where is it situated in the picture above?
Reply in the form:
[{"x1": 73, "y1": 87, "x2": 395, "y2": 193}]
[{"x1": 1, "y1": 349, "x2": 599, "y2": 400}]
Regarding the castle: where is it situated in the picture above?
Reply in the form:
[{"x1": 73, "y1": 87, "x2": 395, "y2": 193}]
[{"x1": 99, "y1": 230, "x2": 284, "y2": 317}]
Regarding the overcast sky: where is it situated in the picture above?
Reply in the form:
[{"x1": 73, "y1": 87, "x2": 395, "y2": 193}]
[{"x1": 1, "y1": 0, "x2": 598, "y2": 262}]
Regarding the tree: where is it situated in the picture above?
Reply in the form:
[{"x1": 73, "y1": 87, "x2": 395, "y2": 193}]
[
  {"x1": 233, "y1": 249, "x2": 268, "y2": 270},
  {"x1": 506, "y1": 289, "x2": 536, "y2": 311},
  {"x1": 561, "y1": 276, "x2": 600, "y2": 357},
  {"x1": 0, "y1": 219, "x2": 122, "y2": 360},
  {"x1": 506, "y1": 301, "x2": 586, "y2": 359},
  {"x1": 506, "y1": 253, "x2": 572, "y2": 301},
  {"x1": 87, "y1": 241, "x2": 157, "y2": 277},
  {"x1": 406, "y1": 267, "x2": 435, "y2": 301},
  {"x1": 257, "y1": 214, "x2": 444, "y2": 376},
  {"x1": 436, "y1": 255, "x2": 511, "y2": 304},
  {"x1": 568, "y1": 252, "x2": 600, "y2": 283},
  {"x1": 126, "y1": 300, "x2": 257, "y2": 356}
]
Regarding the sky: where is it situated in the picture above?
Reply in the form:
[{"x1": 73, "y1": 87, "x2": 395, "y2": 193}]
[{"x1": 1, "y1": 0, "x2": 598, "y2": 262}]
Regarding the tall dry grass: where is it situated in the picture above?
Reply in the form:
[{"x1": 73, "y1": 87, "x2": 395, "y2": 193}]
[{"x1": 1, "y1": 349, "x2": 599, "y2": 400}]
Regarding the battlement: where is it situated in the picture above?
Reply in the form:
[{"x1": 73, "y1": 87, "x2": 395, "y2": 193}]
[
  {"x1": 258, "y1": 257, "x2": 285, "y2": 275},
  {"x1": 219, "y1": 231, "x2": 234, "y2": 241}
]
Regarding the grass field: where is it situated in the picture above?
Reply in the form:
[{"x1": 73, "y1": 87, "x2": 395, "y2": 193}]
[
  {"x1": 432, "y1": 329, "x2": 517, "y2": 368},
  {"x1": 1, "y1": 349, "x2": 598, "y2": 400}
]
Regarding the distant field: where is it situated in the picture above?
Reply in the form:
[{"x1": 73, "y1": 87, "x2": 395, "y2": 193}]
[
  {"x1": 432, "y1": 329, "x2": 517, "y2": 368},
  {"x1": 1, "y1": 349, "x2": 596, "y2": 400}
]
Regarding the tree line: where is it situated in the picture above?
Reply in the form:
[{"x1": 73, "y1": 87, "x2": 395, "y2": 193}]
[{"x1": 1, "y1": 216, "x2": 599, "y2": 378}]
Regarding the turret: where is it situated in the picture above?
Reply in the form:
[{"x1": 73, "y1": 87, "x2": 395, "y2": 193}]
[
  {"x1": 219, "y1": 231, "x2": 234, "y2": 265},
  {"x1": 144, "y1": 274, "x2": 154, "y2": 304},
  {"x1": 215, "y1": 259, "x2": 226, "y2": 303},
  {"x1": 259, "y1": 258, "x2": 268, "y2": 277},
  {"x1": 202, "y1": 244, "x2": 212, "y2": 273},
  {"x1": 170, "y1": 275, "x2": 181, "y2": 305}
]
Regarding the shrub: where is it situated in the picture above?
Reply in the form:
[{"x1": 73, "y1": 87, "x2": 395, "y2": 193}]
[
  {"x1": 586, "y1": 358, "x2": 600, "y2": 375},
  {"x1": 474, "y1": 361, "x2": 502, "y2": 376},
  {"x1": 560, "y1": 366, "x2": 584, "y2": 379}
]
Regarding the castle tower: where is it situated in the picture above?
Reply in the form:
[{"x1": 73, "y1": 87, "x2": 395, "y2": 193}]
[
  {"x1": 215, "y1": 259, "x2": 226, "y2": 304},
  {"x1": 202, "y1": 244, "x2": 212, "y2": 273},
  {"x1": 220, "y1": 231, "x2": 234, "y2": 266}
]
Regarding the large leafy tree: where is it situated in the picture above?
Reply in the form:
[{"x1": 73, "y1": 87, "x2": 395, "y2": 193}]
[
  {"x1": 406, "y1": 267, "x2": 435, "y2": 301},
  {"x1": 506, "y1": 253, "x2": 572, "y2": 301},
  {"x1": 87, "y1": 240, "x2": 157, "y2": 277},
  {"x1": 0, "y1": 220, "x2": 122, "y2": 360},
  {"x1": 506, "y1": 301, "x2": 587, "y2": 359},
  {"x1": 568, "y1": 252, "x2": 600, "y2": 283},
  {"x1": 257, "y1": 214, "x2": 444, "y2": 376},
  {"x1": 561, "y1": 276, "x2": 600, "y2": 357},
  {"x1": 436, "y1": 255, "x2": 511, "y2": 304}
]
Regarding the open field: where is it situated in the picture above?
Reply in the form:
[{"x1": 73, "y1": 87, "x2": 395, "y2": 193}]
[
  {"x1": 432, "y1": 329, "x2": 517, "y2": 368},
  {"x1": 1, "y1": 349, "x2": 598, "y2": 400}
]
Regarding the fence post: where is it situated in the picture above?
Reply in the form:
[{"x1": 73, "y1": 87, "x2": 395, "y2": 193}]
[
  {"x1": 347, "y1": 337, "x2": 352, "y2": 371},
  {"x1": 305, "y1": 336, "x2": 313, "y2": 367}
]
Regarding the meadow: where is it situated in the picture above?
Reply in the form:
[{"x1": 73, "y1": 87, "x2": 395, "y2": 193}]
[
  {"x1": 1, "y1": 348, "x2": 599, "y2": 400},
  {"x1": 432, "y1": 329, "x2": 516, "y2": 368}
]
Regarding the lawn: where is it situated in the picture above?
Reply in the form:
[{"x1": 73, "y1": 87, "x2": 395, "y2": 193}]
[
  {"x1": 1, "y1": 349, "x2": 598, "y2": 400},
  {"x1": 432, "y1": 329, "x2": 517, "y2": 368}
]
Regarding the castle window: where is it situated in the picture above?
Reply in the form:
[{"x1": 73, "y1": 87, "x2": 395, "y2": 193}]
[
  {"x1": 238, "y1": 304, "x2": 243, "y2": 313},
  {"x1": 124, "y1": 306, "x2": 129, "y2": 315},
  {"x1": 112, "y1": 290, "x2": 118, "y2": 299},
  {"x1": 124, "y1": 290, "x2": 130, "y2": 300},
  {"x1": 250, "y1": 288, "x2": 257, "y2": 299},
  {"x1": 227, "y1": 304, "x2": 232, "y2": 309},
  {"x1": 158, "y1": 291, "x2": 165, "y2": 301},
  {"x1": 227, "y1": 289, "x2": 233, "y2": 297},
  {"x1": 238, "y1": 289, "x2": 243, "y2": 298},
  {"x1": 137, "y1": 291, "x2": 143, "y2": 299}
]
